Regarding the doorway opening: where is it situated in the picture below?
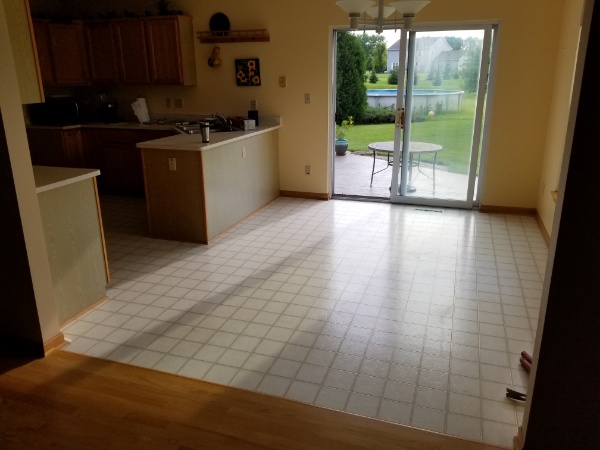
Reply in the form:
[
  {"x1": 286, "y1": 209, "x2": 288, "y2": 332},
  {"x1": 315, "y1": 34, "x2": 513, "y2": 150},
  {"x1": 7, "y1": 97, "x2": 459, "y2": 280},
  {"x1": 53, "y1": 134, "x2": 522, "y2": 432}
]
[{"x1": 332, "y1": 25, "x2": 497, "y2": 209}]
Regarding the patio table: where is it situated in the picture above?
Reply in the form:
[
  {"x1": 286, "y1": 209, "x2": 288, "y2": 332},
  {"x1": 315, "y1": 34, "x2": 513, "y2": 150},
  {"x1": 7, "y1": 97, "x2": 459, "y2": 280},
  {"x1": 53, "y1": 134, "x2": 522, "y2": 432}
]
[{"x1": 368, "y1": 141, "x2": 442, "y2": 190}]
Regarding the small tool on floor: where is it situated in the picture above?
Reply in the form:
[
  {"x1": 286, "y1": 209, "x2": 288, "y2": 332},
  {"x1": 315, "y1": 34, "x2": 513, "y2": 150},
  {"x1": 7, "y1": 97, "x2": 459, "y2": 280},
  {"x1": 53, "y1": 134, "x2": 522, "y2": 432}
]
[{"x1": 506, "y1": 388, "x2": 527, "y2": 402}]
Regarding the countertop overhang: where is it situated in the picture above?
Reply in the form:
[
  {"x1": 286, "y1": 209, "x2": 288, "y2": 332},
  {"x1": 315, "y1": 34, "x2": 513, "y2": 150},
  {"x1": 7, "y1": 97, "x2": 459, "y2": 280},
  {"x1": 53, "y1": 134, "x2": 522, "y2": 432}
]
[
  {"x1": 33, "y1": 166, "x2": 100, "y2": 193},
  {"x1": 135, "y1": 117, "x2": 281, "y2": 151},
  {"x1": 27, "y1": 117, "x2": 281, "y2": 152}
]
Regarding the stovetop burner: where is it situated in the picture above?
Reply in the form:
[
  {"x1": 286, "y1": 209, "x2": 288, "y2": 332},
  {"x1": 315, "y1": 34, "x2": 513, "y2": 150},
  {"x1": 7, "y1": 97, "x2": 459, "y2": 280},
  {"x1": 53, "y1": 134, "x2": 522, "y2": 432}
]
[{"x1": 172, "y1": 117, "x2": 220, "y2": 134}]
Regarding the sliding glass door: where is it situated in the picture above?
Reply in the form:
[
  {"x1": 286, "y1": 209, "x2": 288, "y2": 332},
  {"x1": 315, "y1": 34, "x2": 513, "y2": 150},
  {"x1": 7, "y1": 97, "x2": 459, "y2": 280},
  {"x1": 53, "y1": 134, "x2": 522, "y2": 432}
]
[{"x1": 390, "y1": 25, "x2": 495, "y2": 208}]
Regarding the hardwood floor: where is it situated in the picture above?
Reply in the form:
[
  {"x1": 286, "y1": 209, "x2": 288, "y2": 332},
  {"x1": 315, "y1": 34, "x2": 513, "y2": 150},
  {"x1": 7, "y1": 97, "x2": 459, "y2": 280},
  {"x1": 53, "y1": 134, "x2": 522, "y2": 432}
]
[{"x1": 0, "y1": 350, "x2": 504, "y2": 450}]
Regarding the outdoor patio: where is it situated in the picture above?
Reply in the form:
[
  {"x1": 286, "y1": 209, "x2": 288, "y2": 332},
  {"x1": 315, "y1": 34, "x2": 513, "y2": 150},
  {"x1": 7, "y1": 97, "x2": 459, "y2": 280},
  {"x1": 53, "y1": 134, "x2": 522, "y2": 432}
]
[{"x1": 334, "y1": 151, "x2": 474, "y2": 202}]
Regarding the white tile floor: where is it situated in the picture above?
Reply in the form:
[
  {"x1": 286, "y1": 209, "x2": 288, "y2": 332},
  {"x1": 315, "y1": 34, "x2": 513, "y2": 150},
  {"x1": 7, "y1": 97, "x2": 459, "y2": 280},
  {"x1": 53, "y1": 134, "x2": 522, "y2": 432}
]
[{"x1": 62, "y1": 195, "x2": 547, "y2": 448}]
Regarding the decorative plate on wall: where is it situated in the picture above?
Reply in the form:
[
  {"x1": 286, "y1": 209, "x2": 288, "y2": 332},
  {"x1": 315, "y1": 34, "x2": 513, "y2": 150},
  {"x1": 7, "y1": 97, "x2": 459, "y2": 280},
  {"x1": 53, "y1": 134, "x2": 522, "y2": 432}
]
[
  {"x1": 209, "y1": 13, "x2": 230, "y2": 36},
  {"x1": 235, "y1": 59, "x2": 261, "y2": 86}
]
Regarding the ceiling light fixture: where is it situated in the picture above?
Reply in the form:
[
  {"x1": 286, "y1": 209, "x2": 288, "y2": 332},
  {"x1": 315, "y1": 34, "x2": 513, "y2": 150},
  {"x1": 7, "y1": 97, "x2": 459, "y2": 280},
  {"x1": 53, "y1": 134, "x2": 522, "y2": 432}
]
[{"x1": 336, "y1": 0, "x2": 430, "y2": 32}]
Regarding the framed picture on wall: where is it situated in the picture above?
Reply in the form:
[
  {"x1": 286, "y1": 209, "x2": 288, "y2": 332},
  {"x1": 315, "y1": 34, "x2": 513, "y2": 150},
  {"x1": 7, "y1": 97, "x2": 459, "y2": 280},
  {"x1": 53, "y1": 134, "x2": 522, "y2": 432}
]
[{"x1": 235, "y1": 58, "x2": 261, "y2": 86}]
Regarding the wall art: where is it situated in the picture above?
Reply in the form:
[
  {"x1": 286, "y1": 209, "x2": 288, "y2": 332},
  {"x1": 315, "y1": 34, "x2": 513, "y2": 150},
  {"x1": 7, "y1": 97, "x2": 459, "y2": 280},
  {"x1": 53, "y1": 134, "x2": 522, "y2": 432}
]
[{"x1": 235, "y1": 58, "x2": 261, "y2": 86}]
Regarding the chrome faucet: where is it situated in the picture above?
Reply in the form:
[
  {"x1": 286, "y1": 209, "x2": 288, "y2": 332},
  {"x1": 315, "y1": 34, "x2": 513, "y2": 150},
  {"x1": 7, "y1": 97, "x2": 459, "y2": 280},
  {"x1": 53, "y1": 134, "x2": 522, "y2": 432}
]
[{"x1": 212, "y1": 113, "x2": 233, "y2": 131}]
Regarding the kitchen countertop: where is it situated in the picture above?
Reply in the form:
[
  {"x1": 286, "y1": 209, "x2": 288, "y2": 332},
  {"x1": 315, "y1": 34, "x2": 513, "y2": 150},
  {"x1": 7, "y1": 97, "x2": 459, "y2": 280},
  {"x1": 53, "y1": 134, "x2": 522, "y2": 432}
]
[
  {"x1": 33, "y1": 166, "x2": 100, "y2": 193},
  {"x1": 136, "y1": 117, "x2": 281, "y2": 151},
  {"x1": 27, "y1": 122, "x2": 182, "y2": 133}
]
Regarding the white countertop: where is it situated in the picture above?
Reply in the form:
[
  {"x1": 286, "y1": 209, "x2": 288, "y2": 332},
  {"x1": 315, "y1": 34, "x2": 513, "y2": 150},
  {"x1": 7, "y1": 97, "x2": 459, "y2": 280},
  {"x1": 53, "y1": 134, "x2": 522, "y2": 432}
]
[
  {"x1": 28, "y1": 122, "x2": 180, "y2": 133},
  {"x1": 33, "y1": 166, "x2": 100, "y2": 193},
  {"x1": 135, "y1": 117, "x2": 281, "y2": 151}
]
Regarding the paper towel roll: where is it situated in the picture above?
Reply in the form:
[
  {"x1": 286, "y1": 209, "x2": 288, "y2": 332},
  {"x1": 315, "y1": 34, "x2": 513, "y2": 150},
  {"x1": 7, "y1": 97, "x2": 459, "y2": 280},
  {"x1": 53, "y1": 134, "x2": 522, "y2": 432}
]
[{"x1": 131, "y1": 97, "x2": 150, "y2": 123}]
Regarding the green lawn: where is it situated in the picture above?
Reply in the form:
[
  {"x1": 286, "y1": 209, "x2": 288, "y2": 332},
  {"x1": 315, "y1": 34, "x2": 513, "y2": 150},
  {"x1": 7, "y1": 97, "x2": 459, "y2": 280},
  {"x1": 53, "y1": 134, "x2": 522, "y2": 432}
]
[
  {"x1": 347, "y1": 87, "x2": 476, "y2": 174},
  {"x1": 365, "y1": 73, "x2": 464, "y2": 91}
]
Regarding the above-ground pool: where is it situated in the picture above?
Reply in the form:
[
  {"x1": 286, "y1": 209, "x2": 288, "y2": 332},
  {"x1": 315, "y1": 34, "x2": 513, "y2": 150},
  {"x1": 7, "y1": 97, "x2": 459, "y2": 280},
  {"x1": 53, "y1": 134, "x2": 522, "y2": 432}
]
[{"x1": 367, "y1": 89, "x2": 464, "y2": 112}]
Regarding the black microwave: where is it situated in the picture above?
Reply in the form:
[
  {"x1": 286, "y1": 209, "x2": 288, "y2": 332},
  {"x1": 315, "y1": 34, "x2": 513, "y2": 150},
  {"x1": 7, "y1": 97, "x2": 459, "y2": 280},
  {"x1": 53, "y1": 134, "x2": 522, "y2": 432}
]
[{"x1": 28, "y1": 96, "x2": 81, "y2": 126}]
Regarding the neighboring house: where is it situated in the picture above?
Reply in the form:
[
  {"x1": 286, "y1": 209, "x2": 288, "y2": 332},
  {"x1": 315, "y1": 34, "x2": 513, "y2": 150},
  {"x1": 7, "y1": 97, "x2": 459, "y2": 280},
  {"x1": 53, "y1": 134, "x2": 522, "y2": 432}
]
[
  {"x1": 386, "y1": 39, "x2": 402, "y2": 72},
  {"x1": 387, "y1": 36, "x2": 452, "y2": 73},
  {"x1": 431, "y1": 49, "x2": 466, "y2": 76}
]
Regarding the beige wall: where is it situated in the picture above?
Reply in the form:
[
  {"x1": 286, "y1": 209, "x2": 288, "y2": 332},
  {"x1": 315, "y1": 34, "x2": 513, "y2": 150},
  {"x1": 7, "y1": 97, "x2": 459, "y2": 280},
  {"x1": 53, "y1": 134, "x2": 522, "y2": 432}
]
[
  {"x1": 415, "y1": 0, "x2": 563, "y2": 209},
  {"x1": 32, "y1": 0, "x2": 583, "y2": 210},
  {"x1": 535, "y1": 0, "x2": 584, "y2": 235}
]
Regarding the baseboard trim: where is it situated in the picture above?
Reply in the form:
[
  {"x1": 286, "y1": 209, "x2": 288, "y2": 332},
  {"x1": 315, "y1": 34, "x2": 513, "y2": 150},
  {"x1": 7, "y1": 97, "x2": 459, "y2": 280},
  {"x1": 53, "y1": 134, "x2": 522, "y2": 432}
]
[
  {"x1": 479, "y1": 205, "x2": 536, "y2": 215},
  {"x1": 480, "y1": 205, "x2": 550, "y2": 247},
  {"x1": 207, "y1": 196, "x2": 279, "y2": 243},
  {"x1": 535, "y1": 210, "x2": 551, "y2": 246},
  {"x1": 280, "y1": 190, "x2": 329, "y2": 200},
  {"x1": 60, "y1": 296, "x2": 109, "y2": 328},
  {"x1": 44, "y1": 333, "x2": 65, "y2": 354}
]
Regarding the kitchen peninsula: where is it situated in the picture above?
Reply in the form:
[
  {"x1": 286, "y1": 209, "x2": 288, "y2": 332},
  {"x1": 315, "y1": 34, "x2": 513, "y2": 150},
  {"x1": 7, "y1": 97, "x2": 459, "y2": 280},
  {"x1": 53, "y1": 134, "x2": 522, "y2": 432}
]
[
  {"x1": 34, "y1": 166, "x2": 109, "y2": 324},
  {"x1": 137, "y1": 118, "x2": 281, "y2": 243}
]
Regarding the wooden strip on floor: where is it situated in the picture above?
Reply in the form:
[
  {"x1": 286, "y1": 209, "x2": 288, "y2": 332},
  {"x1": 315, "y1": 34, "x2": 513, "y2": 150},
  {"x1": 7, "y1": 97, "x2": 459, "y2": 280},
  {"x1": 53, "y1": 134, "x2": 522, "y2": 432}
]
[{"x1": 0, "y1": 350, "x2": 504, "y2": 450}]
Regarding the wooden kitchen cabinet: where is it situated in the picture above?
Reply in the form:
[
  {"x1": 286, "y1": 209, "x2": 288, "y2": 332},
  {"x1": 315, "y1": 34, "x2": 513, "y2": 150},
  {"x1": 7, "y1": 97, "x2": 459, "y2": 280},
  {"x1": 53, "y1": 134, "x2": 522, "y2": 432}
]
[
  {"x1": 48, "y1": 22, "x2": 89, "y2": 85},
  {"x1": 111, "y1": 19, "x2": 151, "y2": 85},
  {"x1": 61, "y1": 130, "x2": 85, "y2": 168},
  {"x1": 111, "y1": 16, "x2": 196, "y2": 86},
  {"x1": 32, "y1": 20, "x2": 55, "y2": 86},
  {"x1": 27, "y1": 127, "x2": 176, "y2": 195},
  {"x1": 26, "y1": 128, "x2": 64, "y2": 166},
  {"x1": 32, "y1": 20, "x2": 89, "y2": 86},
  {"x1": 84, "y1": 21, "x2": 119, "y2": 84},
  {"x1": 96, "y1": 129, "x2": 176, "y2": 195},
  {"x1": 145, "y1": 16, "x2": 196, "y2": 85},
  {"x1": 26, "y1": 127, "x2": 92, "y2": 168}
]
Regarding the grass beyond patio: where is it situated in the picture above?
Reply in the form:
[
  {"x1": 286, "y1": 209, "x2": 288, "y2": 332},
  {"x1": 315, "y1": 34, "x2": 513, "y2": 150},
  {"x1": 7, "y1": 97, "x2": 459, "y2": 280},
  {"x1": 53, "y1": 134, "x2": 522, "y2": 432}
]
[{"x1": 346, "y1": 90, "x2": 477, "y2": 174}]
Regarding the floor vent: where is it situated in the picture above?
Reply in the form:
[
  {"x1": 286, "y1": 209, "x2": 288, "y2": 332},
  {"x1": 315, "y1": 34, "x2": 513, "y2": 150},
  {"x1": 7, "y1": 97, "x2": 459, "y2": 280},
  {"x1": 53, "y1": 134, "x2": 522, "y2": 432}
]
[{"x1": 415, "y1": 208, "x2": 444, "y2": 213}]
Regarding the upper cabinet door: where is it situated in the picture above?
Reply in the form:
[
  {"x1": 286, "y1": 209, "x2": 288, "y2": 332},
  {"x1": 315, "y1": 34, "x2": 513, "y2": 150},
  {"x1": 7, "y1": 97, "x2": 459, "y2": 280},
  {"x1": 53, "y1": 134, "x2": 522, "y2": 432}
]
[
  {"x1": 48, "y1": 23, "x2": 89, "y2": 85},
  {"x1": 145, "y1": 17, "x2": 183, "y2": 85},
  {"x1": 85, "y1": 22, "x2": 119, "y2": 84},
  {"x1": 32, "y1": 20, "x2": 55, "y2": 86},
  {"x1": 112, "y1": 20, "x2": 150, "y2": 85}
]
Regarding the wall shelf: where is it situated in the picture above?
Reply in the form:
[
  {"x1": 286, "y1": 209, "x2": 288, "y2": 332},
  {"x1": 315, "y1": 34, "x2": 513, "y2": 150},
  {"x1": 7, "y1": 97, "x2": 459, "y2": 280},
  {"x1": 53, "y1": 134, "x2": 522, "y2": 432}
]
[{"x1": 197, "y1": 29, "x2": 270, "y2": 44}]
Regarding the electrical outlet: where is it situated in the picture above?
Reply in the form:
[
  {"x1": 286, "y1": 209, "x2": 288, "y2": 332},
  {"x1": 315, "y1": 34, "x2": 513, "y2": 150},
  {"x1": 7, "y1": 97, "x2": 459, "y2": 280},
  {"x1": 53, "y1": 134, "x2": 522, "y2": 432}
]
[
  {"x1": 305, "y1": 164, "x2": 311, "y2": 175},
  {"x1": 174, "y1": 98, "x2": 184, "y2": 108},
  {"x1": 166, "y1": 98, "x2": 172, "y2": 108},
  {"x1": 250, "y1": 100, "x2": 257, "y2": 110},
  {"x1": 304, "y1": 93, "x2": 311, "y2": 104},
  {"x1": 242, "y1": 146, "x2": 246, "y2": 158},
  {"x1": 279, "y1": 76, "x2": 287, "y2": 88},
  {"x1": 168, "y1": 158, "x2": 176, "y2": 171}
]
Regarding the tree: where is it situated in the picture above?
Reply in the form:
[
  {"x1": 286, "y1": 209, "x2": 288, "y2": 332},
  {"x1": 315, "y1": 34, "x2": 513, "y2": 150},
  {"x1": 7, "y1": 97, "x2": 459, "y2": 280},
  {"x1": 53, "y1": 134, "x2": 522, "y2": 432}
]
[
  {"x1": 461, "y1": 43, "x2": 483, "y2": 92},
  {"x1": 444, "y1": 36, "x2": 463, "y2": 50},
  {"x1": 372, "y1": 41, "x2": 387, "y2": 73},
  {"x1": 443, "y1": 62, "x2": 452, "y2": 80},
  {"x1": 355, "y1": 33, "x2": 386, "y2": 63},
  {"x1": 432, "y1": 70, "x2": 442, "y2": 86},
  {"x1": 336, "y1": 32, "x2": 367, "y2": 122}
]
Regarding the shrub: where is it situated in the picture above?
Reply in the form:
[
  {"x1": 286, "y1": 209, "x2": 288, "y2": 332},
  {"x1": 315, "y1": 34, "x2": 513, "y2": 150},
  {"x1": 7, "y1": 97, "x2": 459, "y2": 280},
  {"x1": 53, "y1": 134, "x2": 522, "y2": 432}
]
[
  {"x1": 387, "y1": 68, "x2": 398, "y2": 85},
  {"x1": 359, "y1": 105, "x2": 396, "y2": 124},
  {"x1": 335, "y1": 116, "x2": 354, "y2": 140},
  {"x1": 369, "y1": 70, "x2": 378, "y2": 83}
]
